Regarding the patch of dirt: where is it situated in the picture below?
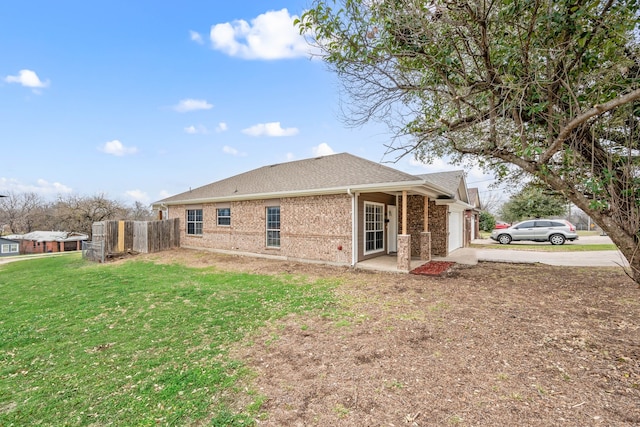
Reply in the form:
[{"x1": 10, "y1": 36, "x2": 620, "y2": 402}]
[{"x1": 137, "y1": 248, "x2": 640, "y2": 426}]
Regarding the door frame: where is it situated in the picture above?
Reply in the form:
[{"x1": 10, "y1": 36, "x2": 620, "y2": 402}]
[{"x1": 387, "y1": 205, "x2": 398, "y2": 253}]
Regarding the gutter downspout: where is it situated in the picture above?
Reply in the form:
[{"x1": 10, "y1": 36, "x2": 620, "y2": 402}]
[{"x1": 347, "y1": 188, "x2": 357, "y2": 267}]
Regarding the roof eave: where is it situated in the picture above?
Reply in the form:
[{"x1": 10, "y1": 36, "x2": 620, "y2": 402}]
[{"x1": 152, "y1": 180, "x2": 453, "y2": 207}]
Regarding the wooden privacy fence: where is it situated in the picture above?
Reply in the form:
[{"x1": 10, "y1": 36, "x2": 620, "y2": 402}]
[{"x1": 92, "y1": 218, "x2": 180, "y2": 256}]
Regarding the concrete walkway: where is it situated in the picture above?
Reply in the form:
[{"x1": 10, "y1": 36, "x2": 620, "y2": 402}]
[
  {"x1": 467, "y1": 235, "x2": 629, "y2": 267},
  {"x1": 0, "y1": 251, "x2": 76, "y2": 265}
]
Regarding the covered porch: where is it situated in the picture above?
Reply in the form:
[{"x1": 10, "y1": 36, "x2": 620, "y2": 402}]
[
  {"x1": 352, "y1": 184, "x2": 455, "y2": 273},
  {"x1": 355, "y1": 246, "x2": 478, "y2": 273}
]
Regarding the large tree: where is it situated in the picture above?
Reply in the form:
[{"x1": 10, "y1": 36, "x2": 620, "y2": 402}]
[
  {"x1": 50, "y1": 194, "x2": 129, "y2": 237},
  {"x1": 0, "y1": 192, "x2": 47, "y2": 234},
  {"x1": 499, "y1": 184, "x2": 569, "y2": 223},
  {"x1": 299, "y1": 0, "x2": 640, "y2": 283}
]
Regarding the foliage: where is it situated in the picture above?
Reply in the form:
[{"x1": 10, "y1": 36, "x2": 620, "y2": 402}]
[
  {"x1": 499, "y1": 185, "x2": 569, "y2": 223},
  {"x1": 0, "y1": 255, "x2": 336, "y2": 426},
  {"x1": 0, "y1": 192, "x2": 154, "y2": 236},
  {"x1": 299, "y1": 0, "x2": 640, "y2": 282},
  {"x1": 479, "y1": 210, "x2": 496, "y2": 232}
]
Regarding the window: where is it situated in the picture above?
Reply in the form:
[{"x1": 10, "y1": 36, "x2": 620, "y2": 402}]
[
  {"x1": 217, "y1": 208, "x2": 231, "y2": 226},
  {"x1": 517, "y1": 221, "x2": 535, "y2": 229},
  {"x1": 1, "y1": 243, "x2": 18, "y2": 254},
  {"x1": 186, "y1": 209, "x2": 203, "y2": 235},
  {"x1": 364, "y1": 202, "x2": 384, "y2": 254},
  {"x1": 266, "y1": 206, "x2": 280, "y2": 248}
]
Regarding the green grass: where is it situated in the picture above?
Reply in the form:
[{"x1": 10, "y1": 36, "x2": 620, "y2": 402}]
[{"x1": 0, "y1": 254, "x2": 337, "y2": 426}]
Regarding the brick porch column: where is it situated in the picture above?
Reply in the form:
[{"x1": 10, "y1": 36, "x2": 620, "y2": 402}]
[
  {"x1": 397, "y1": 234, "x2": 411, "y2": 272},
  {"x1": 420, "y1": 232, "x2": 431, "y2": 262}
]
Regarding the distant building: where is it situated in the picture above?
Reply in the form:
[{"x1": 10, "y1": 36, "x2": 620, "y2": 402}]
[
  {"x1": 4, "y1": 231, "x2": 89, "y2": 254},
  {"x1": 0, "y1": 237, "x2": 20, "y2": 257}
]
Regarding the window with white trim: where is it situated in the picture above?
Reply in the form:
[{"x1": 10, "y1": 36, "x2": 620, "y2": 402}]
[
  {"x1": 266, "y1": 206, "x2": 280, "y2": 248},
  {"x1": 217, "y1": 208, "x2": 231, "y2": 226},
  {"x1": 186, "y1": 209, "x2": 203, "y2": 235},
  {"x1": 364, "y1": 202, "x2": 384, "y2": 254},
  {"x1": 1, "y1": 243, "x2": 18, "y2": 254}
]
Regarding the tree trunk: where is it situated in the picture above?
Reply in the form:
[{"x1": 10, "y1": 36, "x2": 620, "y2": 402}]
[{"x1": 596, "y1": 217, "x2": 640, "y2": 285}]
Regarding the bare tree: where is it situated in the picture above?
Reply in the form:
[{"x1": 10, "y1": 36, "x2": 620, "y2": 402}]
[
  {"x1": 125, "y1": 201, "x2": 155, "y2": 221},
  {"x1": 0, "y1": 191, "x2": 47, "y2": 234},
  {"x1": 52, "y1": 194, "x2": 129, "y2": 237}
]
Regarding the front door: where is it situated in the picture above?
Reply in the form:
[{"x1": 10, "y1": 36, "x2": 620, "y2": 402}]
[{"x1": 387, "y1": 205, "x2": 397, "y2": 253}]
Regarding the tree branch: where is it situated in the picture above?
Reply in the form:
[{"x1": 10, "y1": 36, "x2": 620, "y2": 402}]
[{"x1": 539, "y1": 88, "x2": 640, "y2": 163}]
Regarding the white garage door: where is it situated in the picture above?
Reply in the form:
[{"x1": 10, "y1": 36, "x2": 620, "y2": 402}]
[{"x1": 448, "y1": 210, "x2": 463, "y2": 252}]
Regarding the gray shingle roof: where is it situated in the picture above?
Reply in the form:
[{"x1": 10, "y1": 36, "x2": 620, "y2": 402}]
[
  {"x1": 416, "y1": 170, "x2": 465, "y2": 194},
  {"x1": 468, "y1": 188, "x2": 480, "y2": 208},
  {"x1": 6, "y1": 231, "x2": 89, "y2": 242},
  {"x1": 156, "y1": 153, "x2": 425, "y2": 204}
]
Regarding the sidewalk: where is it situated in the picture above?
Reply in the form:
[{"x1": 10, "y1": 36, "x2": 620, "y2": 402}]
[{"x1": 0, "y1": 251, "x2": 76, "y2": 265}]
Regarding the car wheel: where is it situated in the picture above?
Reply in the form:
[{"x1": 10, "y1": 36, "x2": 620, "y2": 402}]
[
  {"x1": 549, "y1": 234, "x2": 566, "y2": 245},
  {"x1": 498, "y1": 234, "x2": 512, "y2": 244}
]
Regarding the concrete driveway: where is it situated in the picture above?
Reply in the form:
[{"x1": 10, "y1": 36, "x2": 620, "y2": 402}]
[{"x1": 469, "y1": 235, "x2": 629, "y2": 267}]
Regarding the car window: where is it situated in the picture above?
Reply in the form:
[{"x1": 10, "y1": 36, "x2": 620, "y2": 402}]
[
  {"x1": 517, "y1": 221, "x2": 535, "y2": 228},
  {"x1": 535, "y1": 221, "x2": 552, "y2": 227},
  {"x1": 550, "y1": 221, "x2": 565, "y2": 227}
]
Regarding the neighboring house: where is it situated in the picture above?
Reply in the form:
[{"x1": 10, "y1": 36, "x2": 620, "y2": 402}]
[
  {"x1": 152, "y1": 153, "x2": 475, "y2": 271},
  {"x1": 466, "y1": 188, "x2": 482, "y2": 241},
  {"x1": 5, "y1": 231, "x2": 89, "y2": 255},
  {"x1": 0, "y1": 237, "x2": 20, "y2": 257}
]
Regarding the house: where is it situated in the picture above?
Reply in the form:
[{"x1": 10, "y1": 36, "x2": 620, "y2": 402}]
[
  {"x1": 152, "y1": 153, "x2": 475, "y2": 271},
  {"x1": 5, "y1": 231, "x2": 89, "y2": 255},
  {"x1": 0, "y1": 237, "x2": 20, "y2": 257},
  {"x1": 466, "y1": 187, "x2": 482, "y2": 241},
  {"x1": 417, "y1": 170, "x2": 483, "y2": 243}
]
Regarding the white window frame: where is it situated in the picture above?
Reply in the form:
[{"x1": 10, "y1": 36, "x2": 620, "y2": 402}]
[
  {"x1": 1, "y1": 243, "x2": 18, "y2": 254},
  {"x1": 186, "y1": 209, "x2": 203, "y2": 235},
  {"x1": 266, "y1": 206, "x2": 280, "y2": 248},
  {"x1": 364, "y1": 201, "x2": 385, "y2": 255},
  {"x1": 217, "y1": 208, "x2": 231, "y2": 226}
]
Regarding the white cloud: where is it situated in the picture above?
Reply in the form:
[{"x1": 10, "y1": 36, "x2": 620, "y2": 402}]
[
  {"x1": 173, "y1": 99, "x2": 213, "y2": 113},
  {"x1": 286, "y1": 152, "x2": 295, "y2": 161},
  {"x1": 4, "y1": 69, "x2": 50, "y2": 91},
  {"x1": 216, "y1": 122, "x2": 228, "y2": 133},
  {"x1": 222, "y1": 145, "x2": 246, "y2": 156},
  {"x1": 189, "y1": 30, "x2": 204, "y2": 44},
  {"x1": 100, "y1": 140, "x2": 138, "y2": 156},
  {"x1": 124, "y1": 189, "x2": 150, "y2": 204},
  {"x1": 242, "y1": 121, "x2": 298, "y2": 137},
  {"x1": 0, "y1": 177, "x2": 72, "y2": 197},
  {"x1": 209, "y1": 9, "x2": 311, "y2": 60},
  {"x1": 184, "y1": 124, "x2": 208, "y2": 134},
  {"x1": 408, "y1": 157, "x2": 449, "y2": 171},
  {"x1": 159, "y1": 190, "x2": 172, "y2": 199},
  {"x1": 312, "y1": 142, "x2": 335, "y2": 156}
]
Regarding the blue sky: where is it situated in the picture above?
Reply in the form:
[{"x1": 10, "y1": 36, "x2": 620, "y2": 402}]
[{"x1": 1, "y1": 1, "x2": 500, "y2": 206}]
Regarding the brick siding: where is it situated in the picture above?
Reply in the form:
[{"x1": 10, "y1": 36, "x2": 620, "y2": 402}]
[
  {"x1": 398, "y1": 196, "x2": 448, "y2": 257},
  {"x1": 169, "y1": 194, "x2": 353, "y2": 264}
]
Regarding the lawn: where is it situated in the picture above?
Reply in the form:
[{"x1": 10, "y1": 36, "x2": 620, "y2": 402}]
[
  {"x1": 0, "y1": 254, "x2": 336, "y2": 426},
  {"x1": 2, "y1": 249, "x2": 639, "y2": 426}
]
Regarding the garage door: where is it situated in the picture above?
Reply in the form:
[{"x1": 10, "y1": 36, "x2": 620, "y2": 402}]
[{"x1": 448, "y1": 210, "x2": 463, "y2": 252}]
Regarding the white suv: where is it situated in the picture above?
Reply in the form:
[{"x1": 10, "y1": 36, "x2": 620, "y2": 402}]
[{"x1": 490, "y1": 219, "x2": 579, "y2": 245}]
